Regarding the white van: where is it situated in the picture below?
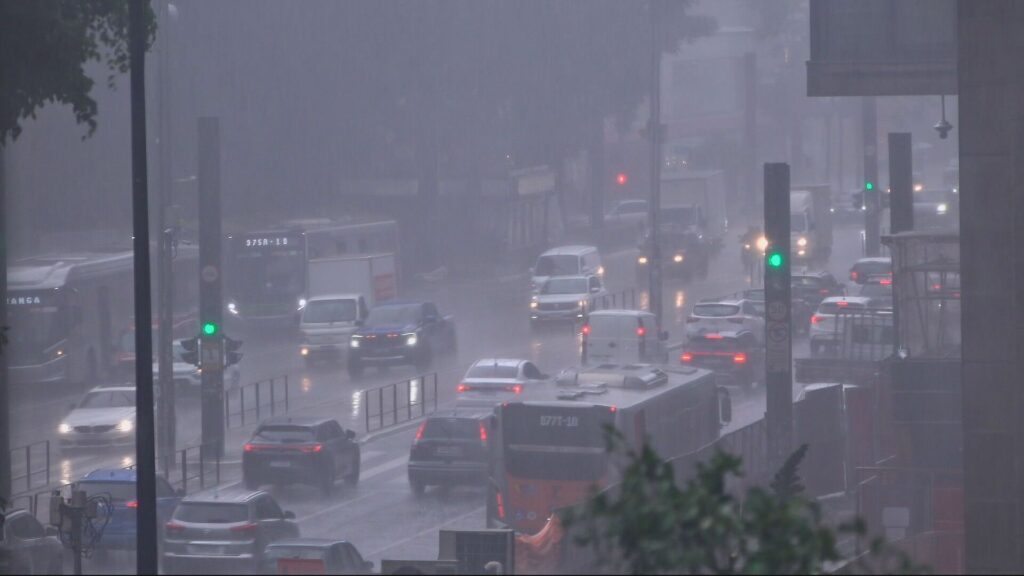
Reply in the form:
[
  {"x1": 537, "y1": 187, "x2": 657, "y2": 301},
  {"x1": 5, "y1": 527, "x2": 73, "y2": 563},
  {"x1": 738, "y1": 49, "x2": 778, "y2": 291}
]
[
  {"x1": 531, "y1": 245, "x2": 603, "y2": 291},
  {"x1": 582, "y1": 310, "x2": 669, "y2": 365}
]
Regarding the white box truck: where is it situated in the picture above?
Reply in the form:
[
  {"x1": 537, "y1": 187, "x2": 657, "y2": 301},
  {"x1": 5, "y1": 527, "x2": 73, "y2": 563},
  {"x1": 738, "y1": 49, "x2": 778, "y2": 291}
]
[
  {"x1": 660, "y1": 170, "x2": 728, "y2": 248},
  {"x1": 299, "y1": 254, "x2": 397, "y2": 365},
  {"x1": 790, "y1": 185, "x2": 833, "y2": 264}
]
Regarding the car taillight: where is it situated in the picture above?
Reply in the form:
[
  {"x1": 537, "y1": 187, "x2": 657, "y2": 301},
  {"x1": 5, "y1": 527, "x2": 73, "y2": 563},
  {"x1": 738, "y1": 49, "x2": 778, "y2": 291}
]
[
  {"x1": 581, "y1": 324, "x2": 591, "y2": 335},
  {"x1": 415, "y1": 422, "x2": 426, "y2": 443},
  {"x1": 681, "y1": 353, "x2": 693, "y2": 363},
  {"x1": 456, "y1": 383, "x2": 469, "y2": 393},
  {"x1": 244, "y1": 443, "x2": 258, "y2": 452},
  {"x1": 837, "y1": 301, "x2": 849, "y2": 307},
  {"x1": 165, "y1": 522, "x2": 185, "y2": 535},
  {"x1": 298, "y1": 444, "x2": 323, "y2": 453},
  {"x1": 479, "y1": 422, "x2": 488, "y2": 444},
  {"x1": 705, "y1": 333, "x2": 723, "y2": 340},
  {"x1": 880, "y1": 278, "x2": 892, "y2": 286},
  {"x1": 496, "y1": 492, "x2": 505, "y2": 519},
  {"x1": 851, "y1": 271, "x2": 859, "y2": 281},
  {"x1": 636, "y1": 327, "x2": 646, "y2": 337},
  {"x1": 126, "y1": 500, "x2": 139, "y2": 509},
  {"x1": 511, "y1": 384, "x2": 523, "y2": 395},
  {"x1": 811, "y1": 315, "x2": 823, "y2": 325},
  {"x1": 733, "y1": 353, "x2": 748, "y2": 365}
]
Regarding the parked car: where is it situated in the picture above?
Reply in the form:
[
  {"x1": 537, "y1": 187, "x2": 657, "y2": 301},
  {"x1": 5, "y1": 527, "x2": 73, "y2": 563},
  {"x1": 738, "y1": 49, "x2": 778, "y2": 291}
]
[
  {"x1": 455, "y1": 359, "x2": 549, "y2": 407},
  {"x1": 408, "y1": 410, "x2": 491, "y2": 497},
  {"x1": 0, "y1": 509, "x2": 63, "y2": 575},
  {"x1": 76, "y1": 468, "x2": 183, "y2": 552},
  {"x1": 530, "y1": 275, "x2": 606, "y2": 326},
  {"x1": 57, "y1": 385, "x2": 136, "y2": 449},
  {"x1": 348, "y1": 301, "x2": 456, "y2": 377},
  {"x1": 261, "y1": 539, "x2": 373, "y2": 575},
  {"x1": 685, "y1": 300, "x2": 765, "y2": 344},
  {"x1": 680, "y1": 330, "x2": 763, "y2": 389},
  {"x1": 243, "y1": 418, "x2": 361, "y2": 496},
  {"x1": 162, "y1": 489, "x2": 299, "y2": 574}
]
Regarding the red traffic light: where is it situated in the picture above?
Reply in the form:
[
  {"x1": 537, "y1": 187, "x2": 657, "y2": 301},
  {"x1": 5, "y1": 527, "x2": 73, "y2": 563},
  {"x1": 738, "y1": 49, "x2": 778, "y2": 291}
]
[{"x1": 616, "y1": 172, "x2": 628, "y2": 186}]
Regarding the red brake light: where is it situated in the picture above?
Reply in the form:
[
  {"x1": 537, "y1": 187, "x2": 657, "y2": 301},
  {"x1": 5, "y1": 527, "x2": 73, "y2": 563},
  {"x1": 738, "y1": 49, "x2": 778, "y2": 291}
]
[
  {"x1": 511, "y1": 384, "x2": 523, "y2": 395},
  {"x1": 636, "y1": 327, "x2": 646, "y2": 337},
  {"x1": 496, "y1": 492, "x2": 505, "y2": 519},
  {"x1": 230, "y1": 522, "x2": 259, "y2": 533},
  {"x1": 479, "y1": 422, "x2": 488, "y2": 444},
  {"x1": 415, "y1": 422, "x2": 426, "y2": 443},
  {"x1": 733, "y1": 353, "x2": 748, "y2": 365},
  {"x1": 456, "y1": 383, "x2": 469, "y2": 393},
  {"x1": 880, "y1": 278, "x2": 893, "y2": 286},
  {"x1": 165, "y1": 521, "x2": 185, "y2": 534},
  {"x1": 681, "y1": 352, "x2": 693, "y2": 363},
  {"x1": 851, "y1": 271, "x2": 859, "y2": 281},
  {"x1": 126, "y1": 500, "x2": 139, "y2": 509},
  {"x1": 932, "y1": 283, "x2": 942, "y2": 291},
  {"x1": 705, "y1": 333, "x2": 723, "y2": 340},
  {"x1": 811, "y1": 315, "x2": 823, "y2": 325},
  {"x1": 836, "y1": 301, "x2": 849, "y2": 307},
  {"x1": 581, "y1": 324, "x2": 591, "y2": 335},
  {"x1": 244, "y1": 443, "x2": 256, "y2": 452},
  {"x1": 609, "y1": 405, "x2": 618, "y2": 413},
  {"x1": 299, "y1": 444, "x2": 323, "y2": 453}
]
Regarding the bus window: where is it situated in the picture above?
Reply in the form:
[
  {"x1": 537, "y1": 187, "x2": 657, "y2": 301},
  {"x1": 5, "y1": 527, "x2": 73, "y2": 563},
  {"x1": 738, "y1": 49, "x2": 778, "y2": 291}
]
[{"x1": 502, "y1": 405, "x2": 612, "y2": 482}]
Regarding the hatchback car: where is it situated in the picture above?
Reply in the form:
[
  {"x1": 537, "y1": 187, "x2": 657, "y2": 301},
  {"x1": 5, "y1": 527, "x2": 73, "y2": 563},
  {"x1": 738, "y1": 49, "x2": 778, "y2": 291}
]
[
  {"x1": 456, "y1": 359, "x2": 548, "y2": 406},
  {"x1": 243, "y1": 418, "x2": 361, "y2": 496},
  {"x1": 686, "y1": 300, "x2": 764, "y2": 344},
  {"x1": 849, "y1": 257, "x2": 891, "y2": 285},
  {"x1": 57, "y1": 385, "x2": 136, "y2": 449},
  {"x1": 0, "y1": 509, "x2": 63, "y2": 575},
  {"x1": 162, "y1": 489, "x2": 299, "y2": 574},
  {"x1": 680, "y1": 330, "x2": 762, "y2": 389},
  {"x1": 261, "y1": 539, "x2": 373, "y2": 575},
  {"x1": 408, "y1": 411, "x2": 491, "y2": 496},
  {"x1": 76, "y1": 468, "x2": 183, "y2": 552}
]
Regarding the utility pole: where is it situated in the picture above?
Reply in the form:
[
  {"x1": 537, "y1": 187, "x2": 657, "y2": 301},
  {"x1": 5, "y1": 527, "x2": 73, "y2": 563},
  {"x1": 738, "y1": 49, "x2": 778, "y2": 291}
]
[
  {"x1": 862, "y1": 97, "x2": 880, "y2": 256},
  {"x1": 198, "y1": 117, "x2": 226, "y2": 459},
  {"x1": 647, "y1": 0, "x2": 664, "y2": 328},
  {"x1": 742, "y1": 52, "x2": 759, "y2": 217},
  {"x1": 763, "y1": 163, "x2": 793, "y2": 467},
  {"x1": 156, "y1": 0, "x2": 176, "y2": 478},
  {"x1": 128, "y1": 1, "x2": 158, "y2": 573},
  {"x1": 0, "y1": 150, "x2": 9, "y2": 503},
  {"x1": 888, "y1": 132, "x2": 913, "y2": 235}
]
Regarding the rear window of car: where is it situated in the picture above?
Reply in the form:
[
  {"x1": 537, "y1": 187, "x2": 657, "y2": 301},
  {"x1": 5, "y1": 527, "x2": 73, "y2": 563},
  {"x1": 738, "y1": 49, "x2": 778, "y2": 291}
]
[
  {"x1": 76, "y1": 481, "x2": 136, "y2": 501},
  {"x1": 854, "y1": 261, "x2": 891, "y2": 275},
  {"x1": 792, "y1": 276, "x2": 824, "y2": 288},
  {"x1": 253, "y1": 425, "x2": 316, "y2": 444},
  {"x1": 422, "y1": 418, "x2": 480, "y2": 439},
  {"x1": 693, "y1": 304, "x2": 740, "y2": 317},
  {"x1": 819, "y1": 301, "x2": 866, "y2": 314},
  {"x1": 173, "y1": 503, "x2": 248, "y2": 523},
  {"x1": 466, "y1": 365, "x2": 518, "y2": 379}
]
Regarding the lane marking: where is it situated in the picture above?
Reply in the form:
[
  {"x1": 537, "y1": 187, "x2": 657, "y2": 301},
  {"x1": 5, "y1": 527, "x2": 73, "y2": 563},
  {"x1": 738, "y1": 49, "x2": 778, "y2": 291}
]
[
  {"x1": 365, "y1": 505, "x2": 486, "y2": 558},
  {"x1": 360, "y1": 456, "x2": 408, "y2": 481}
]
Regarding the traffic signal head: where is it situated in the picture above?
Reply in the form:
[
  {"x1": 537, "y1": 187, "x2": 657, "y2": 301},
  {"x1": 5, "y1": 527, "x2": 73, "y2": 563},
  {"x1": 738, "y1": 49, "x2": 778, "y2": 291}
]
[
  {"x1": 202, "y1": 321, "x2": 219, "y2": 337},
  {"x1": 767, "y1": 251, "x2": 785, "y2": 269},
  {"x1": 865, "y1": 181, "x2": 875, "y2": 191},
  {"x1": 224, "y1": 336, "x2": 244, "y2": 367},
  {"x1": 180, "y1": 337, "x2": 200, "y2": 366},
  {"x1": 616, "y1": 172, "x2": 628, "y2": 186}
]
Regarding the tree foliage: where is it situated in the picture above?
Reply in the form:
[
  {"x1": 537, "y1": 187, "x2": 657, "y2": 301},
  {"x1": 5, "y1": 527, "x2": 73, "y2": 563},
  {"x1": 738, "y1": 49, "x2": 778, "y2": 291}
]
[
  {"x1": 0, "y1": 0, "x2": 155, "y2": 144},
  {"x1": 562, "y1": 429, "x2": 925, "y2": 575}
]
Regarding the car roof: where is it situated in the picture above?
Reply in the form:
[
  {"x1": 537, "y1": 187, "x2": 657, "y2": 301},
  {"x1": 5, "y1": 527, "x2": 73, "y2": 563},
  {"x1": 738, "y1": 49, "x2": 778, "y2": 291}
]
[
  {"x1": 80, "y1": 468, "x2": 137, "y2": 482},
  {"x1": 307, "y1": 294, "x2": 363, "y2": 302},
  {"x1": 471, "y1": 358, "x2": 526, "y2": 368},
  {"x1": 854, "y1": 257, "x2": 891, "y2": 264},
  {"x1": 257, "y1": 416, "x2": 334, "y2": 428},
  {"x1": 820, "y1": 296, "x2": 873, "y2": 305},
  {"x1": 182, "y1": 487, "x2": 266, "y2": 504},
  {"x1": 266, "y1": 538, "x2": 351, "y2": 549},
  {"x1": 539, "y1": 245, "x2": 597, "y2": 257},
  {"x1": 87, "y1": 385, "x2": 136, "y2": 393},
  {"x1": 373, "y1": 300, "x2": 423, "y2": 308}
]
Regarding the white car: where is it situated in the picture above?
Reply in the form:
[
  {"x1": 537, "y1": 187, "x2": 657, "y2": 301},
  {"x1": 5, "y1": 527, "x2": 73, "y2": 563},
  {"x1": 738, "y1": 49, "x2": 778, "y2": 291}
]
[
  {"x1": 530, "y1": 275, "x2": 606, "y2": 325},
  {"x1": 456, "y1": 358, "x2": 549, "y2": 406},
  {"x1": 152, "y1": 340, "x2": 241, "y2": 390},
  {"x1": 809, "y1": 296, "x2": 873, "y2": 357},
  {"x1": 685, "y1": 300, "x2": 765, "y2": 344},
  {"x1": 58, "y1": 386, "x2": 136, "y2": 448}
]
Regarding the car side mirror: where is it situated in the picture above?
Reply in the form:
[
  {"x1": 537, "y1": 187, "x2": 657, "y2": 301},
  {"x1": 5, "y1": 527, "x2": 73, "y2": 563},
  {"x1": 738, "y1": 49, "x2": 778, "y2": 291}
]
[
  {"x1": 283, "y1": 511, "x2": 296, "y2": 520},
  {"x1": 659, "y1": 331, "x2": 669, "y2": 342},
  {"x1": 345, "y1": 430, "x2": 356, "y2": 441}
]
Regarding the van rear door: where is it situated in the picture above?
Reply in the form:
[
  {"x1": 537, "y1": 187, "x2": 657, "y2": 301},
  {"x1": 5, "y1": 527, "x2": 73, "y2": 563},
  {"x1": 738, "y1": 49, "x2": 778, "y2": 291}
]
[{"x1": 586, "y1": 315, "x2": 637, "y2": 365}]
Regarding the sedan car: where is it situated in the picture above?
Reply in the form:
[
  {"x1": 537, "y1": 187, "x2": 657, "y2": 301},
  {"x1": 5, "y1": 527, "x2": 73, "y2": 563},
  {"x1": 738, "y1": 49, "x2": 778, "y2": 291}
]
[
  {"x1": 163, "y1": 489, "x2": 299, "y2": 574},
  {"x1": 57, "y1": 385, "x2": 136, "y2": 449},
  {"x1": 76, "y1": 468, "x2": 183, "y2": 552},
  {"x1": 408, "y1": 410, "x2": 490, "y2": 496},
  {"x1": 530, "y1": 275, "x2": 605, "y2": 326},
  {"x1": 455, "y1": 358, "x2": 548, "y2": 406},
  {"x1": 243, "y1": 418, "x2": 361, "y2": 496},
  {"x1": 1, "y1": 509, "x2": 63, "y2": 575},
  {"x1": 791, "y1": 271, "x2": 845, "y2": 308},
  {"x1": 261, "y1": 539, "x2": 373, "y2": 575}
]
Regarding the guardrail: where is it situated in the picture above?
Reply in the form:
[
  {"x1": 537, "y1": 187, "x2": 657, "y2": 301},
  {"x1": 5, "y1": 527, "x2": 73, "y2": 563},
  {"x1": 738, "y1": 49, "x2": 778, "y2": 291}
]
[
  {"x1": 588, "y1": 288, "x2": 642, "y2": 312},
  {"x1": 225, "y1": 375, "x2": 290, "y2": 428},
  {"x1": 173, "y1": 442, "x2": 221, "y2": 493},
  {"x1": 364, "y1": 373, "x2": 439, "y2": 433},
  {"x1": 9, "y1": 440, "x2": 51, "y2": 495}
]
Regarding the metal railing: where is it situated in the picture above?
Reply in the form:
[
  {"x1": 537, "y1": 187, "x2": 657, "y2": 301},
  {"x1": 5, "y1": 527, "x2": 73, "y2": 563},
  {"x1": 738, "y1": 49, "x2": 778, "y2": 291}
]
[
  {"x1": 364, "y1": 373, "x2": 439, "y2": 433},
  {"x1": 9, "y1": 440, "x2": 51, "y2": 495},
  {"x1": 225, "y1": 375, "x2": 290, "y2": 428},
  {"x1": 588, "y1": 288, "x2": 641, "y2": 312},
  {"x1": 173, "y1": 442, "x2": 222, "y2": 493}
]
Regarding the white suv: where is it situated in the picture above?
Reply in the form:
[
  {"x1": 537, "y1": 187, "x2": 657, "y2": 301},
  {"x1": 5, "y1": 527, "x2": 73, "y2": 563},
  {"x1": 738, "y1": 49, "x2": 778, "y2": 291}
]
[
  {"x1": 686, "y1": 300, "x2": 765, "y2": 344},
  {"x1": 809, "y1": 296, "x2": 872, "y2": 357}
]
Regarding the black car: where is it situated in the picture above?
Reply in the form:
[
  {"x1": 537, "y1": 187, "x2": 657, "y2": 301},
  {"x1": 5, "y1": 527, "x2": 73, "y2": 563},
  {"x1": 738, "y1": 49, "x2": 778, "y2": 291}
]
[
  {"x1": 636, "y1": 229, "x2": 710, "y2": 282},
  {"x1": 243, "y1": 418, "x2": 361, "y2": 496},
  {"x1": 261, "y1": 539, "x2": 373, "y2": 575},
  {"x1": 348, "y1": 301, "x2": 457, "y2": 378},
  {"x1": 408, "y1": 411, "x2": 490, "y2": 496},
  {"x1": 791, "y1": 271, "x2": 845, "y2": 307},
  {"x1": 680, "y1": 330, "x2": 762, "y2": 388}
]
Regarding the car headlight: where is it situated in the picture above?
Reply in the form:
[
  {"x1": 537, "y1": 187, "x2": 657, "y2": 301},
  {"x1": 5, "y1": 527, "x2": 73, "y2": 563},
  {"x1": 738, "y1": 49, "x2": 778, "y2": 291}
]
[
  {"x1": 637, "y1": 256, "x2": 648, "y2": 265},
  {"x1": 350, "y1": 337, "x2": 361, "y2": 349},
  {"x1": 756, "y1": 236, "x2": 768, "y2": 252},
  {"x1": 797, "y1": 237, "x2": 808, "y2": 247},
  {"x1": 227, "y1": 302, "x2": 239, "y2": 316},
  {"x1": 673, "y1": 254, "x2": 684, "y2": 263},
  {"x1": 530, "y1": 300, "x2": 538, "y2": 309},
  {"x1": 596, "y1": 266, "x2": 605, "y2": 276},
  {"x1": 936, "y1": 203, "x2": 948, "y2": 215},
  {"x1": 297, "y1": 298, "x2": 307, "y2": 311},
  {"x1": 404, "y1": 333, "x2": 418, "y2": 347},
  {"x1": 300, "y1": 347, "x2": 309, "y2": 356},
  {"x1": 59, "y1": 423, "x2": 71, "y2": 434},
  {"x1": 743, "y1": 243, "x2": 751, "y2": 250},
  {"x1": 117, "y1": 419, "x2": 134, "y2": 433}
]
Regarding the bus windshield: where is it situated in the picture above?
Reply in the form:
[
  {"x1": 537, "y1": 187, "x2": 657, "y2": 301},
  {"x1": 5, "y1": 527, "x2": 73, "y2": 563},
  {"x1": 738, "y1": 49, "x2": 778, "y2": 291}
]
[
  {"x1": 7, "y1": 301, "x2": 67, "y2": 362},
  {"x1": 229, "y1": 245, "x2": 305, "y2": 310},
  {"x1": 501, "y1": 404, "x2": 612, "y2": 481}
]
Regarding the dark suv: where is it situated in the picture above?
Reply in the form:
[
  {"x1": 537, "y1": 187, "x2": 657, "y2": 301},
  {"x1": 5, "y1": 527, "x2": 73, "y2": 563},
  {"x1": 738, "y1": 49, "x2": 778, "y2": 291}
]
[
  {"x1": 243, "y1": 418, "x2": 361, "y2": 496},
  {"x1": 680, "y1": 330, "x2": 763, "y2": 388},
  {"x1": 408, "y1": 411, "x2": 490, "y2": 496},
  {"x1": 162, "y1": 490, "x2": 299, "y2": 574},
  {"x1": 791, "y1": 271, "x2": 845, "y2": 307}
]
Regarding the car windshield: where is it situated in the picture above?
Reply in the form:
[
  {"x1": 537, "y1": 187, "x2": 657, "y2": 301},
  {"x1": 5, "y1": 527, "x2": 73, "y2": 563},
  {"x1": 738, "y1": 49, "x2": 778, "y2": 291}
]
[
  {"x1": 302, "y1": 299, "x2": 357, "y2": 324},
  {"x1": 535, "y1": 255, "x2": 580, "y2": 276},
  {"x1": 541, "y1": 278, "x2": 588, "y2": 295},
  {"x1": 693, "y1": 304, "x2": 740, "y2": 317},
  {"x1": 173, "y1": 503, "x2": 248, "y2": 524},
  {"x1": 422, "y1": 418, "x2": 480, "y2": 439},
  {"x1": 76, "y1": 481, "x2": 136, "y2": 501},
  {"x1": 365, "y1": 304, "x2": 420, "y2": 326},
  {"x1": 79, "y1": 390, "x2": 135, "y2": 409},
  {"x1": 254, "y1": 425, "x2": 316, "y2": 444},
  {"x1": 466, "y1": 364, "x2": 519, "y2": 379}
]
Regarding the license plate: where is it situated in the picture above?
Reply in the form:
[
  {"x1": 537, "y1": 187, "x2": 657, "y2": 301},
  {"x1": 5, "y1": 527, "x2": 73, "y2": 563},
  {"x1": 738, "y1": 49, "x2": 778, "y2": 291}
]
[
  {"x1": 435, "y1": 447, "x2": 462, "y2": 457},
  {"x1": 187, "y1": 544, "x2": 224, "y2": 555},
  {"x1": 269, "y1": 460, "x2": 292, "y2": 468}
]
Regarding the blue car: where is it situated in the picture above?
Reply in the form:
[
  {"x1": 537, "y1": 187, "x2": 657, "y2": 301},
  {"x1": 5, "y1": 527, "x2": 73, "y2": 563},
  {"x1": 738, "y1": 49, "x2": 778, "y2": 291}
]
[{"x1": 75, "y1": 468, "x2": 183, "y2": 550}]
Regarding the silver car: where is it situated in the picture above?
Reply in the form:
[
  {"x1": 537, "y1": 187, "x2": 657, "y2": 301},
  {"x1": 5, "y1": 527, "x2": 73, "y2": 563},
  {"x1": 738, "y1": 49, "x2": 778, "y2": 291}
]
[
  {"x1": 57, "y1": 386, "x2": 136, "y2": 449},
  {"x1": 530, "y1": 275, "x2": 606, "y2": 325}
]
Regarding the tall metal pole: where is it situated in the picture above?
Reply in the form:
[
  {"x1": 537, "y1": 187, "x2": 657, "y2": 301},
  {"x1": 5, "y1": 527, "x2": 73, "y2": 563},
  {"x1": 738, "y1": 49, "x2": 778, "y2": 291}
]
[
  {"x1": 647, "y1": 0, "x2": 664, "y2": 328},
  {"x1": 129, "y1": 1, "x2": 159, "y2": 573},
  {"x1": 198, "y1": 117, "x2": 225, "y2": 458},
  {"x1": 156, "y1": 0, "x2": 176, "y2": 478},
  {"x1": 862, "y1": 97, "x2": 880, "y2": 256},
  {"x1": 0, "y1": 145, "x2": 10, "y2": 503},
  {"x1": 763, "y1": 163, "x2": 793, "y2": 467}
]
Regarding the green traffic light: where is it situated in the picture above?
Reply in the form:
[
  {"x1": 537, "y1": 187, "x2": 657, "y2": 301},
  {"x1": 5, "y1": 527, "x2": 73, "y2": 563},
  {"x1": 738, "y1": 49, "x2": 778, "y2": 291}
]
[
  {"x1": 865, "y1": 181, "x2": 875, "y2": 191},
  {"x1": 202, "y1": 322, "x2": 219, "y2": 336},
  {"x1": 767, "y1": 252, "x2": 784, "y2": 268}
]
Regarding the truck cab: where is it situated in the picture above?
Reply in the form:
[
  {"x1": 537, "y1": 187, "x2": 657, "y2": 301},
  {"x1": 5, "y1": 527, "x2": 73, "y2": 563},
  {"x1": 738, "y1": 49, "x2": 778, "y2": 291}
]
[{"x1": 299, "y1": 294, "x2": 369, "y2": 365}]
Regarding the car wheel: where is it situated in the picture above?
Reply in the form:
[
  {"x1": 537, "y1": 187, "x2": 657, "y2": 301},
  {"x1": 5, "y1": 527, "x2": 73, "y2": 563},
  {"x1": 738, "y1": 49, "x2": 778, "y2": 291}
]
[
  {"x1": 347, "y1": 359, "x2": 364, "y2": 379},
  {"x1": 345, "y1": 453, "x2": 360, "y2": 486},
  {"x1": 410, "y1": 479, "x2": 426, "y2": 497}
]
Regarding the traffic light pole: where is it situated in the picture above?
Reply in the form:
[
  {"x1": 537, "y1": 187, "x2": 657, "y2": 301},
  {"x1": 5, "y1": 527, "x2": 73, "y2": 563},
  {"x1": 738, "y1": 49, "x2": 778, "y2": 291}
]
[
  {"x1": 647, "y1": 0, "x2": 664, "y2": 329},
  {"x1": 862, "y1": 97, "x2": 880, "y2": 256},
  {"x1": 198, "y1": 117, "x2": 225, "y2": 459},
  {"x1": 763, "y1": 163, "x2": 793, "y2": 468},
  {"x1": 156, "y1": 0, "x2": 176, "y2": 479},
  {"x1": 128, "y1": 1, "x2": 159, "y2": 573}
]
